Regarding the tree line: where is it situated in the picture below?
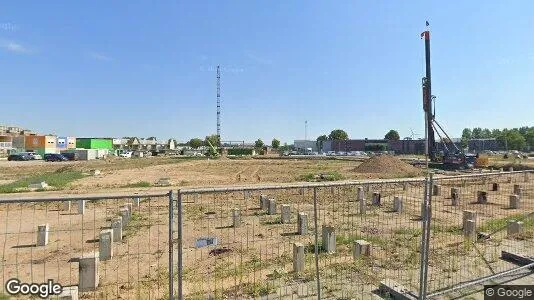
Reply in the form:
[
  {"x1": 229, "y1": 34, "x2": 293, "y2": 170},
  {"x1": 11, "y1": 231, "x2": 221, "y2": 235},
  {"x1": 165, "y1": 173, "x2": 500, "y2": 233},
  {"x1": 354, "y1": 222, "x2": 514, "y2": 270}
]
[
  {"x1": 461, "y1": 126, "x2": 534, "y2": 150},
  {"x1": 186, "y1": 135, "x2": 281, "y2": 149}
]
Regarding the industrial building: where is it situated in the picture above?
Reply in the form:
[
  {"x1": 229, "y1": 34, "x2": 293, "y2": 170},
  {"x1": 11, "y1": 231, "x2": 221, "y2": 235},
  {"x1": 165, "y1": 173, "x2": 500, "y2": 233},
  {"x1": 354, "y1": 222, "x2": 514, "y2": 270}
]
[
  {"x1": 24, "y1": 135, "x2": 58, "y2": 156},
  {"x1": 76, "y1": 138, "x2": 113, "y2": 150}
]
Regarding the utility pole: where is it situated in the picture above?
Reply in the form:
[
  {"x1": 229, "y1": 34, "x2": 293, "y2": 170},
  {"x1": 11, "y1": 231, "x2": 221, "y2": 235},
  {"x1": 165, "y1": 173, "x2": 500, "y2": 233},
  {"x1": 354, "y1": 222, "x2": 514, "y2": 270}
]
[
  {"x1": 305, "y1": 120, "x2": 308, "y2": 140},
  {"x1": 216, "y1": 66, "x2": 221, "y2": 146}
]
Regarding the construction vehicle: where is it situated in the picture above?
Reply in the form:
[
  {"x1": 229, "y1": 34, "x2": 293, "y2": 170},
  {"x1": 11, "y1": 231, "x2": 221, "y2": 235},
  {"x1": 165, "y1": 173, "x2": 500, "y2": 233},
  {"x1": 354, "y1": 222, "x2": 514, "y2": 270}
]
[{"x1": 421, "y1": 25, "x2": 477, "y2": 170}]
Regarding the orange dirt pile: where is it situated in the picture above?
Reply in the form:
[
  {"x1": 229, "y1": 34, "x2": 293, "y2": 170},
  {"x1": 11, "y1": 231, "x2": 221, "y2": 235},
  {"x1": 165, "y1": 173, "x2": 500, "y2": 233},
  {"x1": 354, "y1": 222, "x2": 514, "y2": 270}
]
[{"x1": 354, "y1": 155, "x2": 422, "y2": 176}]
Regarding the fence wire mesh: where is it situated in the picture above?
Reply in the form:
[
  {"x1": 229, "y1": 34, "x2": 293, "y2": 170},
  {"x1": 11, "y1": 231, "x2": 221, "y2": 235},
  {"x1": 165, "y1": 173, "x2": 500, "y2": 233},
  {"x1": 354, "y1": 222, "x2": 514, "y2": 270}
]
[
  {"x1": 0, "y1": 192, "x2": 172, "y2": 299},
  {"x1": 426, "y1": 171, "x2": 534, "y2": 298}
]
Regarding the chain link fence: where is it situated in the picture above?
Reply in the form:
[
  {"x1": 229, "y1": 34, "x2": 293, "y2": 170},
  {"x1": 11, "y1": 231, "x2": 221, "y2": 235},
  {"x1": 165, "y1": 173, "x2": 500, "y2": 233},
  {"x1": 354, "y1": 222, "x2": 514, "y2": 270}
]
[{"x1": 0, "y1": 192, "x2": 173, "y2": 299}]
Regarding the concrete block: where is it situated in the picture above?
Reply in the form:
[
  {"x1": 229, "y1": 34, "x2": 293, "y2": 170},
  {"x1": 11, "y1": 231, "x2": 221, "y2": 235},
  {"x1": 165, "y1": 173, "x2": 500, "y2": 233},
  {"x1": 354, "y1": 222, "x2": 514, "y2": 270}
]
[
  {"x1": 432, "y1": 184, "x2": 441, "y2": 196},
  {"x1": 463, "y1": 210, "x2": 477, "y2": 230},
  {"x1": 293, "y1": 243, "x2": 305, "y2": 273},
  {"x1": 63, "y1": 201, "x2": 71, "y2": 211},
  {"x1": 402, "y1": 182, "x2": 408, "y2": 191},
  {"x1": 261, "y1": 195, "x2": 269, "y2": 211},
  {"x1": 359, "y1": 197, "x2": 367, "y2": 215},
  {"x1": 393, "y1": 197, "x2": 403, "y2": 213},
  {"x1": 524, "y1": 172, "x2": 529, "y2": 183},
  {"x1": 451, "y1": 188, "x2": 460, "y2": 206},
  {"x1": 232, "y1": 208, "x2": 241, "y2": 228},
  {"x1": 509, "y1": 167, "x2": 514, "y2": 172},
  {"x1": 513, "y1": 185, "x2": 522, "y2": 196},
  {"x1": 119, "y1": 208, "x2": 129, "y2": 229},
  {"x1": 99, "y1": 229, "x2": 113, "y2": 261},
  {"x1": 379, "y1": 279, "x2": 418, "y2": 300},
  {"x1": 77, "y1": 200, "x2": 86, "y2": 215},
  {"x1": 268, "y1": 199, "x2": 276, "y2": 215},
  {"x1": 57, "y1": 286, "x2": 79, "y2": 300},
  {"x1": 371, "y1": 192, "x2": 381, "y2": 206},
  {"x1": 353, "y1": 240, "x2": 371, "y2": 259},
  {"x1": 78, "y1": 253, "x2": 99, "y2": 292},
  {"x1": 259, "y1": 194, "x2": 265, "y2": 209},
  {"x1": 297, "y1": 213, "x2": 308, "y2": 235},
  {"x1": 477, "y1": 191, "x2": 488, "y2": 204},
  {"x1": 357, "y1": 187, "x2": 364, "y2": 201},
  {"x1": 464, "y1": 220, "x2": 476, "y2": 241},
  {"x1": 492, "y1": 183, "x2": 499, "y2": 191},
  {"x1": 132, "y1": 196, "x2": 140, "y2": 208},
  {"x1": 29, "y1": 181, "x2": 48, "y2": 189},
  {"x1": 281, "y1": 205, "x2": 291, "y2": 224},
  {"x1": 111, "y1": 217, "x2": 123, "y2": 242},
  {"x1": 499, "y1": 168, "x2": 504, "y2": 172},
  {"x1": 125, "y1": 203, "x2": 133, "y2": 218},
  {"x1": 507, "y1": 220, "x2": 523, "y2": 237},
  {"x1": 322, "y1": 225, "x2": 336, "y2": 253},
  {"x1": 37, "y1": 224, "x2": 49, "y2": 246},
  {"x1": 509, "y1": 194, "x2": 520, "y2": 209}
]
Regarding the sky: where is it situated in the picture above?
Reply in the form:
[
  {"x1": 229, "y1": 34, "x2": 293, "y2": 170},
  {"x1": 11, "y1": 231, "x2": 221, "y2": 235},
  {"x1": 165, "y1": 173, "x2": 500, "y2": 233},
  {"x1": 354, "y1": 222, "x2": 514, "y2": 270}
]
[{"x1": 1, "y1": 1, "x2": 533, "y2": 144}]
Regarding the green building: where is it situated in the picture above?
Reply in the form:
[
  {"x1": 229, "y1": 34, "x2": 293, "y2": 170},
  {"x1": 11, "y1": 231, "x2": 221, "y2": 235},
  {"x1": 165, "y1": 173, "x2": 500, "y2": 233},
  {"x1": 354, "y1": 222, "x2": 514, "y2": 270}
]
[{"x1": 76, "y1": 138, "x2": 113, "y2": 150}]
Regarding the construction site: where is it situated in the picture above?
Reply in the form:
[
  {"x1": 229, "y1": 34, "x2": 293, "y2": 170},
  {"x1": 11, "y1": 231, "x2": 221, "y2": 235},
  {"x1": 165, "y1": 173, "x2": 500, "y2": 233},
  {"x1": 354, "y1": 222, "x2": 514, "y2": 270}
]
[{"x1": 0, "y1": 21, "x2": 533, "y2": 300}]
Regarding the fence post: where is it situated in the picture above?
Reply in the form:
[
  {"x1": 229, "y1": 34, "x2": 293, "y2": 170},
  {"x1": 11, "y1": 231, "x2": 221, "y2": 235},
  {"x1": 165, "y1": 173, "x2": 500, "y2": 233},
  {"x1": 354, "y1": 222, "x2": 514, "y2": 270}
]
[
  {"x1": 177, "y1": 190, "x2": 183, "y2": 300},
  {"x1": 168, "y1": 190, "x2": 174, "y2": 300},
  {"x1": 419, "y1": 175, "x2": 432, "y2": 300},
  {"x1": 313, "y1": 187, "x2": 321, "y2": 299}
]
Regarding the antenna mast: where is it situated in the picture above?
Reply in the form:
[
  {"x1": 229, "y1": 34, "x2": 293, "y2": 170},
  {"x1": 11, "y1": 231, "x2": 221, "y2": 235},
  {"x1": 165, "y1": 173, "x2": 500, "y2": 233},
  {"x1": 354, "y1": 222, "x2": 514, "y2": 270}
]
[{"x1": 217, "y1": 65, "x2": 221, "y2": 146}]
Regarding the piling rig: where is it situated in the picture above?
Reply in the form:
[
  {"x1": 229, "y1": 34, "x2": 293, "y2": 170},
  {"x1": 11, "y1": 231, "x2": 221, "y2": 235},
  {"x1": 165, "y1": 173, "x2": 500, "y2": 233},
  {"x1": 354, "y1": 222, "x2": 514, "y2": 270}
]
[{"x1": 421, "y1": 26, "x2": 477, "y2": 170}]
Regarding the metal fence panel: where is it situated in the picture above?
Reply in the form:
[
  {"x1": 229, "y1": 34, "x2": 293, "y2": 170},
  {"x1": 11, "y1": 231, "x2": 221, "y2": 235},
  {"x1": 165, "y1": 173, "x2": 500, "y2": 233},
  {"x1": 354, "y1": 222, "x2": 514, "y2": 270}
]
[
  {"x1": 425, "y1": 171, "x2": 534, "y2": 298},
  {"x1": 0, "y1": 192, "x2": 172, "y2": 299}
]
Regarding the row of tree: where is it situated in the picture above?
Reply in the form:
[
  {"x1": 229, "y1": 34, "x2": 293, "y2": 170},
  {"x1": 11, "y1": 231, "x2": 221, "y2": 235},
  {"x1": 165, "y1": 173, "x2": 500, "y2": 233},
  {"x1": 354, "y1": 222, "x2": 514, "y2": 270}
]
[
  {"x1": 187, "y1": 135, "x2": 281, "y2": 149},
  {"x1": 461, "y1": 127, "x2": 534, "y2": 150}
]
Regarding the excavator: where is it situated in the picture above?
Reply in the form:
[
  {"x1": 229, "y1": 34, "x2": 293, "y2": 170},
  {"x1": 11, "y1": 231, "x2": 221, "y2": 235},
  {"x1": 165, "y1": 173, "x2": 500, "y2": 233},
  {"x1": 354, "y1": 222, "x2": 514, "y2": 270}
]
[{"x1": 421, "y1": 25, "x2": 477, "y2": 170}]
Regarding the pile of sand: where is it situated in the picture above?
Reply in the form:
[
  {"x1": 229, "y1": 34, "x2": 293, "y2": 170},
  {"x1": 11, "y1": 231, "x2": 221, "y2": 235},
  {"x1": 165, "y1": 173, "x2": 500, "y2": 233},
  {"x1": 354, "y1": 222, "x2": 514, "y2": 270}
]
[{"x1": 354, "y1": 155, "x2": 421, "y2": 176}]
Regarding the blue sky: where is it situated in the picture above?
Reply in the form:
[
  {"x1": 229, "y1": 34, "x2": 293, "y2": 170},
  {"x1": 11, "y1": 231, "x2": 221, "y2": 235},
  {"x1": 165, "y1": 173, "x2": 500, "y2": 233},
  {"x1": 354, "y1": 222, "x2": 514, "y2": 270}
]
[{"x1": 1, "y1": 1, "x2": 533, "y2": 144}]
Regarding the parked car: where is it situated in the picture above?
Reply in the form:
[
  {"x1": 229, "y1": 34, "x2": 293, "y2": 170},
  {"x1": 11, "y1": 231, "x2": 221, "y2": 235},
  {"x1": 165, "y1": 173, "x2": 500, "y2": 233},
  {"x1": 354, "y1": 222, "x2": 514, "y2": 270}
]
[
  {"x1": 119, "y1": 151, "x2": 132, "y2": 158},
  {"x1": 21, "y1": 152, "x2": 42, "y2": 160},
  {"x1": 60, "y1": 152, "x2": 79, "y2": 161},
  {"x1": 7, "y1": 154, "x2": 31, "y2": 161},
  {"x1": 44, "y1": 153, "x2": 68, "y2": 162}
]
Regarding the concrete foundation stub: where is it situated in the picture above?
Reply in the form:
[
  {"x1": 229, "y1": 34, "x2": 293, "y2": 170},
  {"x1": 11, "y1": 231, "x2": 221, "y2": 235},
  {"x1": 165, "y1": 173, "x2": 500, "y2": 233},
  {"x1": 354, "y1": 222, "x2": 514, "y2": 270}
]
[
  {"x1": 293, "y1": 243, "x2": 305, "y2": 273},
  {"x1": 372, "y1": 192, "x2": 381, "y2": 206},
  {"x1": 509, "y1": 194, "x2": 520, "y2": 209},
  {"x1": 393, "y1": 197, "x2": 403, "y2": 213},
  {"x1": 477, "y1": 191, "x2": 488, "y2": 204},
  {"x1": 463, "y1": 210, "x2": 477, "y2": 230},
  {"x1": 357, "y1": 187, "x2": 364, "y2": 201},
  {"x1": 57, "y1": 286, "x2": 79, "y2": 300},
  {"x1": 492, "y1": 183, "x2": 499, "y2": 191},
  {"x1": 509, "y1": 167, "x2": 514, "y2": 172},
  {"x1": 99, "y1": 229, "x2": 113, "y2": 261},
  {"x1": 297, "y1": 213, "x2": 308, "y2": 235},
  {"x1": 63, "y1": 201, "x2": 71, "y2": 211},
  {"x1": 464, "y1": 220, "x2": 476, "y2": 241},
  {"x1": 120, "y1": 208, "x2": 129, "y2": 229},
  {"x1": 260, "y1": 194, "x2": 268, "y2": 210},
  {"x1": 37, "y1": 224, "x2": 49, "y2": 246},
  {"x1": 132, "y1": 197, "x2": 140, "y2": 208},
  {"x1": 232, "y1": 208, "x2": 241, "y2": 228},
  {"x1": 77, "y1": 200, "x2": 86, "y2": 215},
  {"x1": 111, "y1": 217, "x2": 123, "y2": 242},
  {"x1": 513, "y1": 185, "x2": 522, "y2": 196},
  {"x1": 281, "y1": 205, "x2": 291, "y2": 224},
  {"x1": 432, "y1": 184, "x2": 441, "y2": 196},
  {"x1": 524, "y1": 172, "x2": 529, "y2": 182},
  {"x1": 507, "y1": 220, "x2": 523, "y2": 237},
  {"x1": 125, "y1": 203, "x2": 133, "y2": 218},
  {"x1": 322, "y1": 225, "x2": 336, "y2": 253},
  {"x1": 78, "y1": 253, "x2": 99, "y2": 292},
  {"x1": 267, "y1": 199, "x2": 277, "y2": 215},
  {"x1": 353, "y1": 240, "x2": 371, "y2": 259}
]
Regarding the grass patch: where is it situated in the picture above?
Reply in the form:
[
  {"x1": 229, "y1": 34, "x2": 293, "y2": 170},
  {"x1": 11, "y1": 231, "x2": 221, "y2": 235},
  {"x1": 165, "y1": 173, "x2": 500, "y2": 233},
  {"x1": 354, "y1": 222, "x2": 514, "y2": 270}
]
[
  {"x1": 0, "y1": 171, "x2": 86, "y2": 193},
  {"x1": 123, "y1": 212, "x2": 149, "y2": 238},
  {"x1": 394, "y1": 227, "x2": 423, "y2": 236},
  {"x1": 0, "y1": 294, "x2": 9, "y2": 300},
  {"x1": 336, "y1": 234, "x2": 390, "y2": 248},
  {"x1": 479, "y1": 214, "x2": 534, "y2": 233},
  {"x1": 430, "y1": 224, "x2": 463, "y2": 234},
  {"x1": 121, "y1": 181, "x2": 152, "y2": 188},
  {"x1": 299, "y1": 171, "x2": 344, "y2": 182}
]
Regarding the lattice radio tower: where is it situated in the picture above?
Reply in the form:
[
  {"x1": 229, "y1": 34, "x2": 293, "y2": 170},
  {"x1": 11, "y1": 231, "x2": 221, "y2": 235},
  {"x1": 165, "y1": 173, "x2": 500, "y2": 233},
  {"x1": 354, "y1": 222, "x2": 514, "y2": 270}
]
[{"x1": 216, "y1": 65, "x2": 221, "y2": 145}]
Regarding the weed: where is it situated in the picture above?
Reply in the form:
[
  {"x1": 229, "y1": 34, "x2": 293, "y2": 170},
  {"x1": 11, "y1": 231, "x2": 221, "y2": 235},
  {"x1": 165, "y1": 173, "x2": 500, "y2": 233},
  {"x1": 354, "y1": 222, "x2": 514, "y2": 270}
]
[
  {"x1": 394, "y1": 227, "x2": 423, "y2": 236},
  {"x1": 0, "y1": 171, "x2": 86, "y2": 193},
  {"x1": 299, "y1": 171, "x2": 344, "y2": 182},
  {"x1": 479, "y1": 214, "x2": 534, "y2": 233},
  {"x1": 123, "y1": 212, "x2": 149, "y2": 237},
  {"x1": 121, "y1": 181, "x2": 152, "y2": 188},
  {"x1": 430, "y1": 224, "x2": 462, "y2": 234}
]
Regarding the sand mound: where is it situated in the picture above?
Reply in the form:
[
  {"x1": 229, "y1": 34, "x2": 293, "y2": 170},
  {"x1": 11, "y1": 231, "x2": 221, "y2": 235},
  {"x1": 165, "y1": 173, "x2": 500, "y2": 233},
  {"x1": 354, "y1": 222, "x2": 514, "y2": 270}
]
[{"x1": 354, "y1": 155, "x2": 421, "y2": 175}]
